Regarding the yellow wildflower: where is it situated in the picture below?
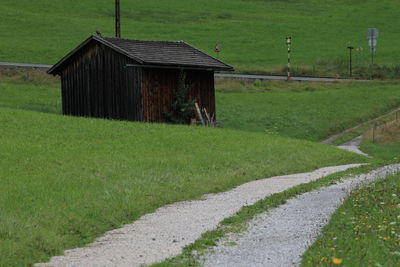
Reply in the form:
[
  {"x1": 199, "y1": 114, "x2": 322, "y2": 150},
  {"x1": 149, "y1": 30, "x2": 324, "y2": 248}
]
[{"x1": 332, "y1": 258, "x2": 343, "y2": 264}]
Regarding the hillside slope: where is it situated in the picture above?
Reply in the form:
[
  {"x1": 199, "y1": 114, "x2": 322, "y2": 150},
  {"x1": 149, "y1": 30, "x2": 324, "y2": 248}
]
[
  {"x1": 2, "y1": 70, "x2": 400, "y2": 141},
  {"x1": 0, "y1": 107, "x2": 365, "y2": 266},
  {"x1": 217, "y1": 81, "x2": 400, "y2": 140},
  {"x1": 0, "y1": 0, "x2": 399, "y2": 73}
]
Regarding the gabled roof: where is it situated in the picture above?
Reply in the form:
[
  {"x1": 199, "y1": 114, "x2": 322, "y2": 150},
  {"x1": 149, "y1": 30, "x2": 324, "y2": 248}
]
[{"x1": 48, "y1": 35, "x2": 234, "y2": 75}]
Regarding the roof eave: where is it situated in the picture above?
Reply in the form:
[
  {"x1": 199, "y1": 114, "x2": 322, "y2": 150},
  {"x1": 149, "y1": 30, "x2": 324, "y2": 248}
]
[
  {"x1": 48, "y1": 35, "x2": 95, "y2": 75},
  {"x1": 48, "y1": 35, "x2": 235, "y2": 75},
  {"x1": 140, "y1": 62, "x2": 234, "y2": 72},
  {"x1": 96, "y1": 36, "x2": 145, "y2": 64},
  {"x1": 48, "y1": 35, "x2": 146, "y2": 76},
  {"x1": 179, "y1": 41, "x2": 234, "y2": 71}
]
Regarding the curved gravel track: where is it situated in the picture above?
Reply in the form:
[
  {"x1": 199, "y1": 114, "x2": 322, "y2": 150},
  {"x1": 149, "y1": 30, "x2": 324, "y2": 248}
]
[
  {"x1": 35, "y1": 164, "x2": 361, "y2": 267},
  {"x1": 202, "y1": 164, "x2": 400, "y2": 267},
  {"x1": 337, "y1": 135, "x2": 370, "y2": 157}
]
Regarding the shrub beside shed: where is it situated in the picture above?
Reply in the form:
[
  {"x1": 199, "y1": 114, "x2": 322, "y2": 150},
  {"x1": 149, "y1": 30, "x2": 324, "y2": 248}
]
[{"x1": 48, "y1": 35, "x2": 233, "y2": 122}]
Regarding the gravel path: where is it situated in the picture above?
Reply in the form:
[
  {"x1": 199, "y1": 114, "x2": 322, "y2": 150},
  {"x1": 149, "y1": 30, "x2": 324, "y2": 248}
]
[
  {"x1": 35, "y1": 164, "x2": 361, "y2": 267},
  {"x1": 337, "y1": 135, "x2": 370, "y2": 157},
  {"x1": 202, "y1": 164, "x2": 400, "y2": 267}
]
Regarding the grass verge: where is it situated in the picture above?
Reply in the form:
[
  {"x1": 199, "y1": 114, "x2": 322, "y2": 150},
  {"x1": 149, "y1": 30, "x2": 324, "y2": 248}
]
[
  {"x1": 360, "y1": 119, "x2": 400, "y2": 161},
  {"x1": 2, "y1": 70, "x2": 400, "y2": 142},
  {"x1": 331, "y1": 110, "x2": 400, "y2": 146},
  {"x1": 0, "y1": 107, "x2": 365, "y2": 266},
  {"x1": 151, "y1": 163, "x2": 386, "y2": 267},
  {"x1": 0, "y1": 69, "x2": 60, "y2": 114},
  {"x1": 302, "y1": 173, "x2": 400, "y2": 267},
  {"x1": 216, "y1": 80, "x2": 400, "y2": 141},
  {"x1": 361, "y1": 143, "x2": 400, "y2": 162}
]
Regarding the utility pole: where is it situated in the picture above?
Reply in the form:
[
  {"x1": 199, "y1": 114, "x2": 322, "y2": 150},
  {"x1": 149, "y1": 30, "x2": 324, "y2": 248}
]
[{"x1": 115, "y1": 0, "x2": 121, "y2": 38}]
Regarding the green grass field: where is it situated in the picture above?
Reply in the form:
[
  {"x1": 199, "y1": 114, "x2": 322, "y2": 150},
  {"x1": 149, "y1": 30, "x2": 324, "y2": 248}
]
[
  {"x1": 331, "y1": 111, "x2": 400, "y2": 146},
  {"x1": 0, "y1": 73, "x2": 398, "y2": 265},
  {"x1": 0, "y1": 83, "x2": 60, "y2": 114},
  {"x1": 1, "y1": 0, "x2": 400, "y2": 265},
  {"x1": 2, "y1": 70, "x2": 400, "y2": 142},
  {"x1": 1, "y1": 0, "x2": 400, "y2": 75},
  {"x1": 362, "y1": 143, "x2": 400, "y2": 161},
  {"x1": 0, "y1": 106, "x2": 365, "y2": 266},
  {"x1": 302, "y1": 173, "x2": 400, "y2": 266},
  {"x1": 360, "y1": 120, "x2": 400, "y2": 161},
  {"x1": 217, "y1": 80, "x2": 400, "y2": 141}
]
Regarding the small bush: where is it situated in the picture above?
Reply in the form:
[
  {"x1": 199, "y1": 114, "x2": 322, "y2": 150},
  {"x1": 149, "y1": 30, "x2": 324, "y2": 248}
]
[{"x1": 164, "y1": 71, "x2": 196, "y2": 124}]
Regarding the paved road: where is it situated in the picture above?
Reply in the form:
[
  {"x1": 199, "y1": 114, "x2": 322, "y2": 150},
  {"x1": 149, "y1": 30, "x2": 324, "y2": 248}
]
[
  {"x1": 215, "y1": 73, "x2": 366, "y2": 83},
  {"x1": 0, "y1": 62, "x2": 367, "y2": 82},
  {"x1": 0, "y1": 62, "x2": 52, "y2": 70}
]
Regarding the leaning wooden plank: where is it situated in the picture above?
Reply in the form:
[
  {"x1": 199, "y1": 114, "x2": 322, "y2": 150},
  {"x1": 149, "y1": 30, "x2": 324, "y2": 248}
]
[
  {"x1": 203, "y1": 108, "x2": 211, "y2": 122},
  {"x1": 194, "y1": 102, "x2": 205, "y2": 125}
]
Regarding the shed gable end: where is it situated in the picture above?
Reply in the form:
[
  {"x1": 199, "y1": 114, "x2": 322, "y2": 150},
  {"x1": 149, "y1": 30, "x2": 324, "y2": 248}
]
[{"x1": 61, "y1": 43, "x2": 143, "y2": 121}]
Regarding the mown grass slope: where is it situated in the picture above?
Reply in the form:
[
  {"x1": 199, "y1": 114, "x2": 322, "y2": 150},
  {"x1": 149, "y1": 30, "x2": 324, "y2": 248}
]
[
  {"x1": 0, "y1": 82, "x2": 60, "y2": 114},
  {"x1": 2, "y1": 70, "x2": 400, "y2": 141},
  {"x1": 217, "y1": 80, "x2": 400, "y2": 141},
  {"x1": 1, "y1": 0, "x2": 399, "y2": 74},
  {"x1": 0, "y1": 107, "x2": 365, "y2": 266},
  {"x1": 361, "y1": 120, "x2": 400, "y2": 161}
]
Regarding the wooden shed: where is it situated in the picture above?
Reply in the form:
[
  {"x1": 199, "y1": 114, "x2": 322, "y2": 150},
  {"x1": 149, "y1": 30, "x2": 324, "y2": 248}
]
[{"x1": 48, "y1": 35, "x2": 233, "y2": 122}]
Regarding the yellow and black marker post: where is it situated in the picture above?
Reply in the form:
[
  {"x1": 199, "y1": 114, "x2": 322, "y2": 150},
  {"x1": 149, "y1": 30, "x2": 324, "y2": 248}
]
[{"x1": 286, "y1": 36, "x2": 292, "y2": 81}]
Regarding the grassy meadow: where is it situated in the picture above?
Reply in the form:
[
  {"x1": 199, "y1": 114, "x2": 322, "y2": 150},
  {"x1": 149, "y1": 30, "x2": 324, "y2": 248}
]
[
  {"x1": 2, "y1": 70, "x2": 400, "y2": 142},
  {"x1": 360, "y1": 120, "x2": 400, "y2": 161},
  {"x1": 217, "y1": 79, "x2": 400, "y2": 141},
  {"x1": 1, "y1": 0, "x2": 400, "y2": 265},
  {"x1": 0, "y1": 106, "x2": 366, "y2": 266},
  {"x1": 331, "y1": 109, "x2": 400, "y2": 146},
  {"x1": 0, "y1": 69, "x2": 378, "y2": 266},
  {"x1": 1, "y1": 0, "x2": 400, "y2": 76}
]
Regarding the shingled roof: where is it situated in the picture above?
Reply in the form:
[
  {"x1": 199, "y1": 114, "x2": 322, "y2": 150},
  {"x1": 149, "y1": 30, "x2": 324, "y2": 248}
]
[{"x1": 48, "y1": 35, "x2": 233, "y2": 75}]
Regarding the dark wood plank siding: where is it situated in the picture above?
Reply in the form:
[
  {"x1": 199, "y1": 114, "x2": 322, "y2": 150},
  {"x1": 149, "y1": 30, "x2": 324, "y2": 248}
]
[
  {"x1": 142, "y1": 68, "x2": 215, "y2": 122},
  {"x1": 142, "y1": 68, "x2": 178, "y2": 122},
  {"x1": 60, "y1": 42, "x2": 143, "y2": 121},
  {"x1": 58, "y1": 40, "x2": 216, "y2": 124},
  {"x1": 186, "y1": 70, "x2": 216, "y2": 119}
]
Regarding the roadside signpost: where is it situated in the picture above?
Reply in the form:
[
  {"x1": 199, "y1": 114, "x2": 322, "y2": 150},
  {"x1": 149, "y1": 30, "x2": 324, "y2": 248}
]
[
  {"x1": 286, "y1": 36, "x2": 292, "y2": 81},
  {"x1": 367, "y1": 28, "x2": 379, "y2": 64}
]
